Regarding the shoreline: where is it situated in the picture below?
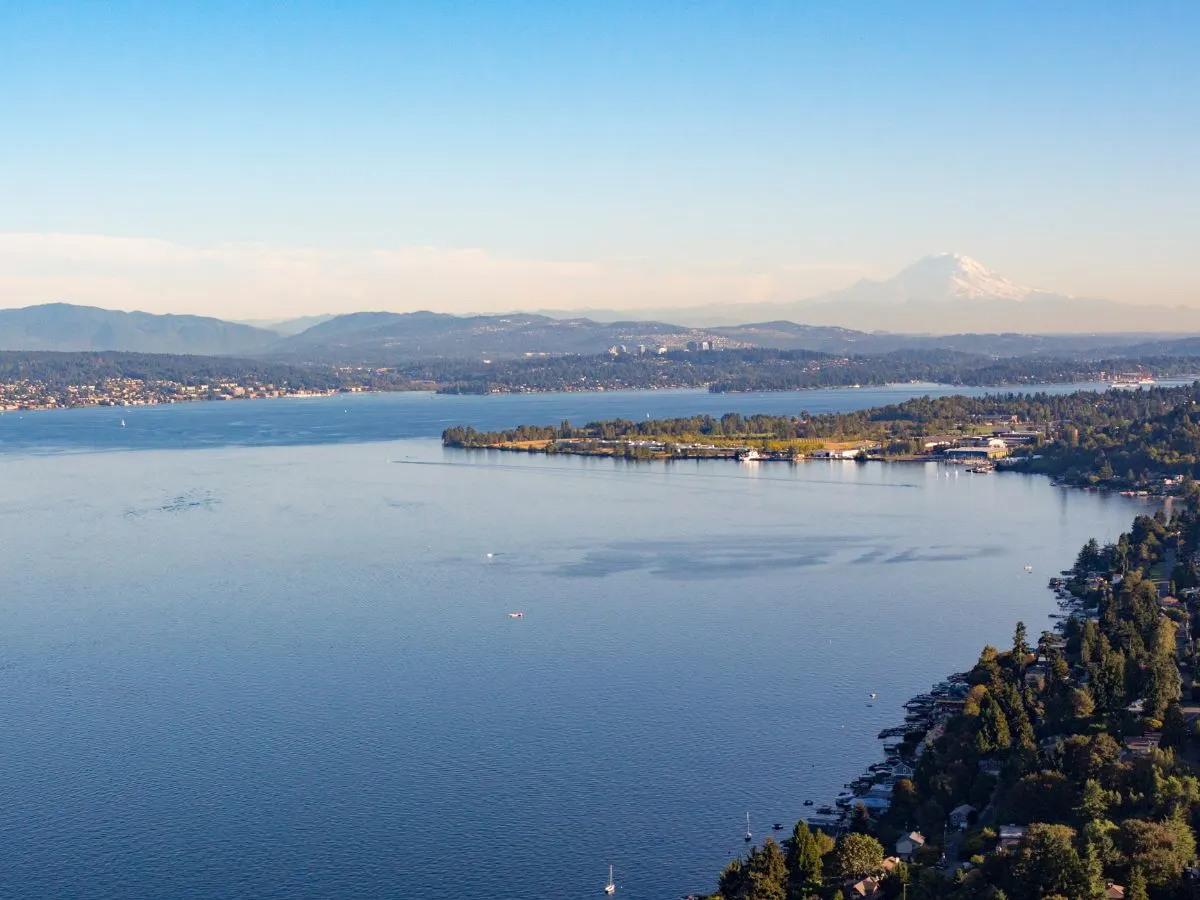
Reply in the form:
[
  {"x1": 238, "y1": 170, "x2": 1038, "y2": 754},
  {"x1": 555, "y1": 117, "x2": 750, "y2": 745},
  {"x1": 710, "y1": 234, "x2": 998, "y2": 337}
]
[
  {"x1": 805, "y1": 566, "x2": 1096, "y2": 834},
  {"x1": 6, "y1": 375, "x2": 1182, "y2": 414},
  {"x1": 708, "y1": 502, "x2": 1187, "y2": 896},
  {"x1": 447, "y1": 442, "x2": 1180, "y2": 499}
]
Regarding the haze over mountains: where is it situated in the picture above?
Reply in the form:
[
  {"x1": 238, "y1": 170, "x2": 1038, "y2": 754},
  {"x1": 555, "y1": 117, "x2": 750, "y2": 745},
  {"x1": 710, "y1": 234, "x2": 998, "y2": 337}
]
[
  {"x1": 1, "y1": 254, "x2": 1198, "y2": 362},
  {"x1": 551, "y1": 253, "x2": 1200, "y2": 332},
  {"x1": 0, "y1": 303, "x2": 279, "y2": 356}
]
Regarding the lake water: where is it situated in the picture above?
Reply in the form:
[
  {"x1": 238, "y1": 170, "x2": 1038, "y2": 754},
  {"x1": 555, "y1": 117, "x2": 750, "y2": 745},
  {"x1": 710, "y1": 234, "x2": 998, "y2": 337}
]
[{"x1": 0, "y1": 387, "x2": 1148, "y2": 898}]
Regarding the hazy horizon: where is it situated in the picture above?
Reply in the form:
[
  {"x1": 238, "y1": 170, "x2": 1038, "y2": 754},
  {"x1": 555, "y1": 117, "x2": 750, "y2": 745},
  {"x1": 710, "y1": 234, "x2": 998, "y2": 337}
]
[{"x1": 3, "y1": 3, "x2": 1199, "y2": 319}]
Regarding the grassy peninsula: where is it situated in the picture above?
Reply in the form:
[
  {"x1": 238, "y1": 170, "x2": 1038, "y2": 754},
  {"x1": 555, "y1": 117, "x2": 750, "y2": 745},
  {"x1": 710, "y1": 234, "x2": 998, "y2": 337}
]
[{"x1": 443, "y1": 382, "x2": 1200, "y2": 492}]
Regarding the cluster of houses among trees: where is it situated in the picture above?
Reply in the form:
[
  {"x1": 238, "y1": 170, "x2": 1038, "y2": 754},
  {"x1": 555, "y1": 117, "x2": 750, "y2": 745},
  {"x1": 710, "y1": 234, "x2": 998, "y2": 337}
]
[{"x1": 710, "y1": 498, "x2": 1200, "y2": 899}]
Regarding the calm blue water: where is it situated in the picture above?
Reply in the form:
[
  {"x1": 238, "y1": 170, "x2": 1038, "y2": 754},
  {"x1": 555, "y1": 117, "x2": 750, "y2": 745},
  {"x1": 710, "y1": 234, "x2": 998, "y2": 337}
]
[
  {"x1": 0, "y1": 381, "x2": 1134, "y2": 455},
  {"x1": 0, "y1": 387, "x2": 1149, "y2": 898}
]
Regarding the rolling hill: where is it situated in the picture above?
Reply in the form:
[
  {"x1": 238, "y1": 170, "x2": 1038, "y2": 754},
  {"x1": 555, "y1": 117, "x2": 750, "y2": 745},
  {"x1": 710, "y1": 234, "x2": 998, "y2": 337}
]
[
  {"x1": 0, "y1": 303, "x2": 279, "y2": 355},
  {"x1": 271, "y1": 311, "x2": 746, "y2": 363}
]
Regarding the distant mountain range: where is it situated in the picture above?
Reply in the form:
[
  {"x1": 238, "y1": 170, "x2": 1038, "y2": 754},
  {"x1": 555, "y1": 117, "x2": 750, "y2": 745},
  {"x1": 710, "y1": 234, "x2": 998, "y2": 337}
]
[
  {"x1": 271, "y1": 311, "x2": 745, "y2": 363},
  {"x1": 236, "y1": 314, "x2": 336, "y2": 336},
  {"x1": 0, "y1": 303, "x2": 278, "y2": 355},
  {"x1": 547, "y1": 253, "x2": 1200, "y2": 333},
  {"x1": 702, "y1": 321, "x2": 1180, "y2": 357},
  {"x1": 4, "y1": 252, "x2": 1200, "y2": 363},
  {"x1": 0, "y1": 303, "x2": 745, "y2": 361}
]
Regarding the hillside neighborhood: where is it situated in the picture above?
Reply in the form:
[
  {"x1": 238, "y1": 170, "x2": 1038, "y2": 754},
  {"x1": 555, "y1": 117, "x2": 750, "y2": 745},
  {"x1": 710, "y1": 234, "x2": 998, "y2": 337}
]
[{"x1": 712, "y1": 502, "x2": 1200, "y2": 900}]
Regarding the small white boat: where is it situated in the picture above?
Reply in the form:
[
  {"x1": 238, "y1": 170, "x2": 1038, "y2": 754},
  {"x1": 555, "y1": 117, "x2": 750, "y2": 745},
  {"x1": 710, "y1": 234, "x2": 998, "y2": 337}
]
[
  {"x1": 508, "y1": 612, "x2": 524, "y2": 619},
  {"x1": 869, "y1": 692, "x2": 877, "y2": 699},
  {"x1": 605, "y1": 864, "x2": 615, "y2": 894},
  {"x1": 1024, "y1": 565, "x2": 1033, "y2": 573},
  {"x1": 744, "y1": 811, "x2": 752, "y2": 842}
]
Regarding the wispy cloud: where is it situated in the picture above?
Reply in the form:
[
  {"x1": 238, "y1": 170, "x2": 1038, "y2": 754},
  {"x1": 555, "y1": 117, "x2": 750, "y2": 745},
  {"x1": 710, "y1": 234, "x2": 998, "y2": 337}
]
[{"x1": 0, "y1": 233, "x2": 867, "y2": 319}]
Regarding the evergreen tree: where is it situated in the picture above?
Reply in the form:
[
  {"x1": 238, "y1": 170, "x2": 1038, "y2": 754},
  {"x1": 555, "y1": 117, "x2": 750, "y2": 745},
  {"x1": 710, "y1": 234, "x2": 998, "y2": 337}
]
[
  {"x1": 1077, "y1": 538, "x2": 1103, "y2": 571},
  {"x1": 785, "y1": 821, "x2": 822, "y2": 898},
  {"x1": 1071, "y1": 687, "x2": 1096, "y2": 720},
  {"x1": 718, "y1": 858, "x2": 746, "y2": 900},
  {"x1": 1080, "y1": 620, "x2": 1099, "y2": 666},
  {"x1": 1076, "y1": 779, "x2": 1112, "y2": 823},
  {"x1": 975, "y1": 694, "x2": 1013, "y2": 755},
  {"x1": 1144, "y1": 652, "x2": 1182, "y2": 719},
  {"x1": 1082, "y1": 818, "x2": 1120, "y2": 868},
  {"x1": 746, "y1": 838, "x2": 787, "y2": 900},
  {"x1": 1093, "y1": 647, "x2": 1126, "y2": 712},
  {"x1": 1011, "y1": 824, "x2": 1094, "y2": 900},
  {"x1": 1126, "y1": 866, "x2": 1149, "y2": 900},
  {"x1": 1083, "y1": 841, "x2": 1105, "y2": 900},
  {"x1": 1161, "y1": 702, "x2": 1188, "y2": 749},
  {"x1": 1013, "y1": 621, "x2": 1030, "y2": 667}
]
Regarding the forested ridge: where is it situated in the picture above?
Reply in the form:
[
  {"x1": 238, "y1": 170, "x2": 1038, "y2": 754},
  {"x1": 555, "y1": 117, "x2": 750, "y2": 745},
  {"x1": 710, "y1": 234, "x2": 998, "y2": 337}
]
[
  {"x1": 430, "y1": 349, "x2": 1200, "y2": 395},
  {"x1": 0, "y1": 351, "x2": 435, "y2": 393},
  {"x1": 3, "y1": 347, "x2": 1200, "y2": 399},
  {"x1": 706, "y1": 504, "x2": 1200, "y2": 900}
]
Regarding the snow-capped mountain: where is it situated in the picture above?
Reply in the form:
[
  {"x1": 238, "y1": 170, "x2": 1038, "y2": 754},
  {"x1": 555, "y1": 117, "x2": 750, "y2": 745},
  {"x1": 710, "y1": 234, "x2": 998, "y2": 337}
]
[
  {"x1": 824, "y1": 253, "x2": 1044, "y2": 305},
  {"x1": 543, "y1": 253, "x2": 1200, "y2": 334}
]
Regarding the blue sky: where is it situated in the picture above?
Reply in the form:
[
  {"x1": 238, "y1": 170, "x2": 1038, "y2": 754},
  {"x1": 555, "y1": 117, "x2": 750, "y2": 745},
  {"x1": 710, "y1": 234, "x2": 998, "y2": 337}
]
[{"x1": 1, "y1": 1, "x2": 1198, "y2": 317}]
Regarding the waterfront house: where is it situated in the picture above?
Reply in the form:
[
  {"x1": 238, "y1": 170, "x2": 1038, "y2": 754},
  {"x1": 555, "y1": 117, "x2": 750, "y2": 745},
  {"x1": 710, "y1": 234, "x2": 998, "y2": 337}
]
[
  {"x1": 1105, "y1": 883, "x2": 1126, "y2": 899},
  {"x1": 949, "y1": 803, "x2": 976, "y2": 830},
  {"x1": 997, "y1": 825, "x2": 1026, "y2": 850},
  {"x1": 858, "y1": 797, "x2": 892, "y2": 813},
  {"x1": 896, "y1": 831, "x2": 925, "y2": 860},
  {"x1": 891, "y1": 762, "x2": 915, "y2": 779},
  {"x1": 1023, "y1": 664, "x2": 1048, "y2": 689},
  {"x1": 858, "y1": 784, "x2": 893, "y2": 813}
]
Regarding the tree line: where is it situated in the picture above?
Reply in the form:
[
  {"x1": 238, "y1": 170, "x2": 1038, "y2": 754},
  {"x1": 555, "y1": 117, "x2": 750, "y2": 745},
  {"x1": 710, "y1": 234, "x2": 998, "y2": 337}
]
[
  {"x1": 710, "y1": 504, "x2": 1200, "y2": 899},
  {"x1": 443, "y1": 382, "x2": 1200, "y2": 489},
  {"x1": 426, "y1": 349, "x2": 1200, "y2": 395}
]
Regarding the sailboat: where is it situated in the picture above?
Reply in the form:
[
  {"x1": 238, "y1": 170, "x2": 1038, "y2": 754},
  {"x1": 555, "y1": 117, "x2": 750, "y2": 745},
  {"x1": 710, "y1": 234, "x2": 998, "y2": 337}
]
[
  {"x1": 120, "y1": 418, "x2": 126, "y2": 428},
  {"x1": 605, "y1": 864, "x2": 615, "y2": 894},
  {"x1": 744, "y1": 812, "x2": 752, "y2": 842}
]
